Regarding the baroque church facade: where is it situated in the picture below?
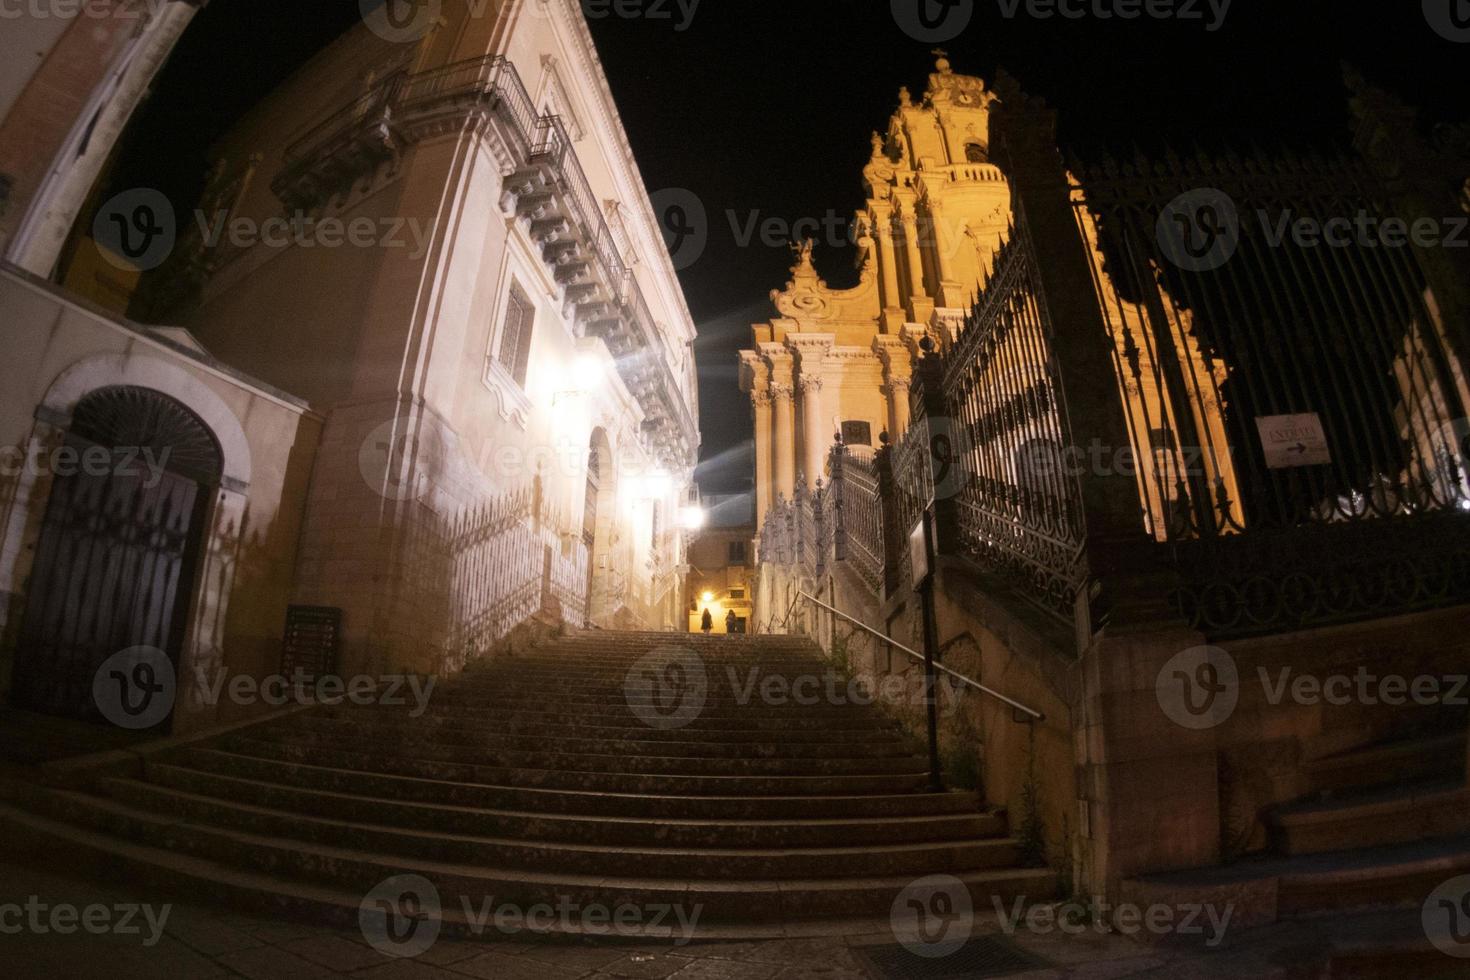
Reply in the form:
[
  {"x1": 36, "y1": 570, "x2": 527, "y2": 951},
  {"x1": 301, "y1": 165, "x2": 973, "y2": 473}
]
[{"x1": 741, "y1": 56, "x2": 1239, "y2": 624}]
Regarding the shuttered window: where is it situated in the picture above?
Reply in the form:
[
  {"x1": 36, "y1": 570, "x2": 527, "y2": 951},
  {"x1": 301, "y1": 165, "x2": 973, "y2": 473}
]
[{"x1": 495, "y1": 284, "x2": 535, "y2": 385}]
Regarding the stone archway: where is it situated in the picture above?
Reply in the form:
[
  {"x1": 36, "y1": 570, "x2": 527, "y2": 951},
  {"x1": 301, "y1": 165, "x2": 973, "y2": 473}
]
[
  {"x1": 2, "y1": 352, "x2": 255, "y2": 731},
  {"x1": 10, "y1": 385, "x2": 222, "y2": 730}
]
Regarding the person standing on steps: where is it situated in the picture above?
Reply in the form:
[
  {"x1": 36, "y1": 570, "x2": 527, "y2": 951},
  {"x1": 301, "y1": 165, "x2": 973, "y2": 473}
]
[
  {"x1": 701, "y1": 608, "x2": 713, "y2": 634},
  {"x1": 725, "y1": 609, "x2": 737, "y2": 636}
]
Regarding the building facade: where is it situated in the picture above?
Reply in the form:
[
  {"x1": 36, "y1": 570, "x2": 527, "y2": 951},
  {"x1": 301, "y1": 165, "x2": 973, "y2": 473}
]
[
  {"x1": 746, "y1": 59, "x2": 1470, "y2": 910},
  {"x1": 684, "y1": 498, "x2": 755, "y2": 634},
  {"x1": 740, "y1": 56, "x2": 1236, "y2": 626},
  {"x1": 0, "y1": 0, "x2": 699, "y2": 731}
]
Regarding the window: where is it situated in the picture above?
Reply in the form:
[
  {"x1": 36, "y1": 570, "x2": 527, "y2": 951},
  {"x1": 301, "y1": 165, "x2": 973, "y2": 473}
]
[
  {"x1": 965, "y1": 143, "x2": 987, "y2": 163},
  {"x1": 729, "y1": 588, "x2": 746, "y2": 600},
  {"x1": 495, "y1": 283, "x2": 535, "y2": 385},
  {"x1": 727, "y1": 541, "x2": 747, "y2": 564},
  {"x1": 841, "y1": 420, "x2": 873, "y2": 447}
]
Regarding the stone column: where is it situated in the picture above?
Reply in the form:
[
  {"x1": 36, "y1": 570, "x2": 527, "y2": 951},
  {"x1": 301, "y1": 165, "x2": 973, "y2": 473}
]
[
  {"x1": 874, "y1": 335, "x2": 914, "y2": 441},
  {"x1": 875, "y1": 207, "x2": 904, "y2": 314},
  {"x1": 771, "y1": 383, "x2": 796, "y2": 500},
  {"x1": 899, "y1": 204, "x2": 927, "y2": 302},
  {"x1": 752, "y1": 389, "x2": 773, "y2": 528},
  {"x1": 927, "y1": 198, "x2": 966, "y2": 309},
  {"x1": 799, "y1": 375, "x2": 827, "y2": 486},
  {"x1": 884, "y1": 375, "x2": 912, "y2": 441}
]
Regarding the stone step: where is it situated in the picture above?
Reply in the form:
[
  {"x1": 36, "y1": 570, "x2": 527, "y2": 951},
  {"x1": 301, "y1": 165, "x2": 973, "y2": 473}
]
[
  {"x1": 480, "y1": 655, "x2": 832, "y2": 671},
  {"x1": 387, "y1": 702, "x2": 895, "y2": 731},
  {"x1": 312, "y1": 705, "x2": 905, "y2": 743},
  {"x1": 93, "y1": 778, "x2": 1019, "y2": 880},
  {"x1": 1123, "y1": 834, "x2": 1470, "y2": 925},
  {"x1": 1268, "y1": 780, "x2": 1470, "y2": 856},
  {"x1": 1300, "y1": 731, "x2": 1467, "y2": 798},
  {"x1": 141, "y1": 764, "x2": 1004, "y2": 847},
  {"x1": 0, "y1": 799, "x2": 1056, "y2": 938},
  {"x1": 280, "y1": 713, "x2": 916, "y2": 760},
  {"x1": 19, "y1": 788, "x2": 1050, "y2": 924},
  {"x1": 449, "y1": 677, "x2": 875, "y2": 699},
  {"x1": 167, "y1": 748, "x2": 974, "y2": 820},
  {"x1": 228, "y1": 728, "x2": 927, "y2": 777},
  {"x1": 0, "y1": 627, "x2": 1052, "y2": 937},
  {"x1": 425, "y1": 688, "x2": 887, "y2": 714},
  {"x1": 220, "y1": 736, "x2": 934, "y2": 795},
  {"x1": 1276, "y1": 834, "x2": 1470, "y2": 916}
]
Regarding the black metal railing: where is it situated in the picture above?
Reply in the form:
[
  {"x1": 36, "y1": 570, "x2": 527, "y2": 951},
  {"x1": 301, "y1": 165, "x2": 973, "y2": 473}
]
[{"x1": 1072, "y1": 149, "x2": 1470, "y2": 538}]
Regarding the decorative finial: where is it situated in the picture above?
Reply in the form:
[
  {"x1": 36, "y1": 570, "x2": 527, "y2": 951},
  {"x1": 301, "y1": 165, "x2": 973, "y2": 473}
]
[
  {"x1": 898, "y1": 86, "x2": 912, "y2": 108},
  {"x1": 932, "y1": 48, "x2": 952, "y2": 74}
]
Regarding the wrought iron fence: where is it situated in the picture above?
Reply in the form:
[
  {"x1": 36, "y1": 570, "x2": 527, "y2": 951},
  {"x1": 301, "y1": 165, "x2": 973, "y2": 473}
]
[
  {"x1": 889, "y1": 213, "x2": 1089, "y2": 625},
  {"x1": 1070, "y1": 148, "x2": 1470, "y2": 636},
  {"x1": 830, "y1": 445, "x2": 885, "y2": 593},
  {"x1": 1072, "y1": 149, "x2": 1470, "y2": 536},
  {"x1": 416, "y1": 485, "x2": 588, "y2": 669}
]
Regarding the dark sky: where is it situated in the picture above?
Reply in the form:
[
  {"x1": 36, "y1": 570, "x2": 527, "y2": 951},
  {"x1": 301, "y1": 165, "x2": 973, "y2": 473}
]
[{"x1": 110, "y1": 1, "x2": 1469, "y2": 495}]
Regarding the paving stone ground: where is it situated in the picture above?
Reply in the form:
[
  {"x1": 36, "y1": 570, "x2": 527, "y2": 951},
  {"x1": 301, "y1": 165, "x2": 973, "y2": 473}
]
[{"x1": 0, "y1": 860, "x2": 1444, "y2": 978}]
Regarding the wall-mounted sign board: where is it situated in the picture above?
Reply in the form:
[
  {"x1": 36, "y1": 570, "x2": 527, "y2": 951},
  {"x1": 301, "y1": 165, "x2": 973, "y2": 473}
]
[
  {"x1": 281, "y1": 605, "x2": 342, "y2": 679},
  {"x1": 1256, "y1": 413, "x2": 1331, "y2": 469}
]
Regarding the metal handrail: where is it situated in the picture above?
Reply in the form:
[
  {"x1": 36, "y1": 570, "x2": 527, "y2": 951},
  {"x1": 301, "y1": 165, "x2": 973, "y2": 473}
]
[{"x1": 791, "y1": 590, "x2": 1045, "y2": 722}]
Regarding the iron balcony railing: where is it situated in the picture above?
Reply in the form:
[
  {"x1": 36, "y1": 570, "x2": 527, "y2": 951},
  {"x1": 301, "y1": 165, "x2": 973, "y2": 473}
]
[{"x1": 275, "y1": 55, "x2": 698, "y2": 462}]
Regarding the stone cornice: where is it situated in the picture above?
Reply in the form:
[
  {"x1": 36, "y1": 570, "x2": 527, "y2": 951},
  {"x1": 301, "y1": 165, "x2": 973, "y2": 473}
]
[{"x1": 550, "y1": 0, "x2": 697, "y2": 345}]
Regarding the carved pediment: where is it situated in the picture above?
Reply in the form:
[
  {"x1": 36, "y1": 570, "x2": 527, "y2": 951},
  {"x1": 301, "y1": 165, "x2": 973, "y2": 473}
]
[{"x1": 769, "y1": 240, "x2": 880, "y2": 325}]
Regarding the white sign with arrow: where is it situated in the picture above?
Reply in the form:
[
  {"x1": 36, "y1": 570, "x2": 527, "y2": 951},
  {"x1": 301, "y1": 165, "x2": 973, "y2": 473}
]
[{"x1": 1256, "y1": 413, "x2": 1331, "y2": 469}]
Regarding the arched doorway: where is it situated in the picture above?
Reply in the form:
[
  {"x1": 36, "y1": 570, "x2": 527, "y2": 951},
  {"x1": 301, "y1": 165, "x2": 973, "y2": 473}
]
[
  {"x1": 10, "y1": 386, "x2": 223, "y2": 730},
  {"x1": 583, "y1": 429, "x2": 618, "y2": 625}
]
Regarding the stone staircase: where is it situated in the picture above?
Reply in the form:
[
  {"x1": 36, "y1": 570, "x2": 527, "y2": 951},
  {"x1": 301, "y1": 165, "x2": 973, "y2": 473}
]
[
  {"x1": 0, "y1": 630, "x2": 1054, "y2": 940},
  {"x1": 1267, "y1": 730, "x2": 1470, "y2": 858}
]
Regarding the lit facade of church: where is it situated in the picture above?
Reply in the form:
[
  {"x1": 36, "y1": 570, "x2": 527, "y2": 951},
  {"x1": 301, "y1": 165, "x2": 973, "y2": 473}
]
[{"x1": 740, "y1": 56, "x2": 1238, "y2": 584}]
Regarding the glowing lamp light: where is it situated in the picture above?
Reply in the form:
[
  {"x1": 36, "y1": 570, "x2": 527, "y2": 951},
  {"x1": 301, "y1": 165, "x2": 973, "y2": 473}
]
[
  {"x1": 642, "y1": 470, "x2": 672, "y2": 498},
  {"x1": 571, "y1": 353, "x2": 602, "y2": 392},
  {"x1": 701, "y1": 591, "x2": 715, "y2": 603},
  {"x1": 679, "y1": 505, "x2": 706, "y2": 530}
]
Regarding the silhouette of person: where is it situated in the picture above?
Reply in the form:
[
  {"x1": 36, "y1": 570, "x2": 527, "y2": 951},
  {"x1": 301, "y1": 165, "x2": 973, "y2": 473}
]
[
  {"x1": 701, "y1": 608, "x2": 713, "y2": 635},
  {"x1": 725, "y1": 610, "x2": 738, "y2": 636}
]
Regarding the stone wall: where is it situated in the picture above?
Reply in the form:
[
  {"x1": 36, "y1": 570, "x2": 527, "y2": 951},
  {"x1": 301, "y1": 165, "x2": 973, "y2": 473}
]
[{"x1": 766, "y1": 544, "x2": 1470, "y2": 905}]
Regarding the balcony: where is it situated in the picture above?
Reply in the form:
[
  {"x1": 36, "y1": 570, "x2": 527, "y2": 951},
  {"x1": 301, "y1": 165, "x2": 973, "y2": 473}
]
[{"x1": 269, "y1": 55, "x2": 698, "y2": 467}]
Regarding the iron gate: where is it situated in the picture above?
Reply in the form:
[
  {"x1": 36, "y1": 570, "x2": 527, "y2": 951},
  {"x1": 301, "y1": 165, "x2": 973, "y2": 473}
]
[{"x1": 10, "y1": 387, "x2": 221, "y2": 728}]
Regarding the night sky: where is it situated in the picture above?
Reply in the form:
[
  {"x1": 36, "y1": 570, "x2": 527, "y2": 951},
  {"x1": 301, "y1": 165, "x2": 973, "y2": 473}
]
[{"x1": 109, "y1": 1, "x2": 1469, "y2": 495}]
